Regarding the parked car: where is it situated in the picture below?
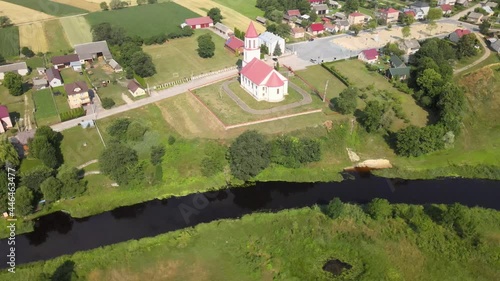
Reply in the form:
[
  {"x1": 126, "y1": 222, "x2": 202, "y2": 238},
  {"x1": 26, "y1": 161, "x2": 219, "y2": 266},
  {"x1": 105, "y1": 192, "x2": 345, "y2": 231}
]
[{"x1": 309, "y1": 38, "x2": 314, "y2": 41}]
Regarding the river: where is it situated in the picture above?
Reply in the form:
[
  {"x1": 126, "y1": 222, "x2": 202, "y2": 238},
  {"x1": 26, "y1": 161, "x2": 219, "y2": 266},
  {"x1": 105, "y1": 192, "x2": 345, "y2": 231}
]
[{"x1": 1, "y1": 175, "x2": 499, "y2": 267}]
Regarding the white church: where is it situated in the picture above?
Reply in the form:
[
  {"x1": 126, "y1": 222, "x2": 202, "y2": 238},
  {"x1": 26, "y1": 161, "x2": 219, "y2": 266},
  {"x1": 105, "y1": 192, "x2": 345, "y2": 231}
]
[{"x1": 239, "y1": 22, "x2": 288, "y2": 102}]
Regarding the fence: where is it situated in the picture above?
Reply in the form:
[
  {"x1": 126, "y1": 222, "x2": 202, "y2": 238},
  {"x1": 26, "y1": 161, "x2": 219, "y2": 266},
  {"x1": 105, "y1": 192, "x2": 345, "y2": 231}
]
[
  {"x1": 282, "y1": 64, "x2": 324, "y2": 101},
  {"x1": 152, "y1": 66, "x2": 238, "y2": 91}
]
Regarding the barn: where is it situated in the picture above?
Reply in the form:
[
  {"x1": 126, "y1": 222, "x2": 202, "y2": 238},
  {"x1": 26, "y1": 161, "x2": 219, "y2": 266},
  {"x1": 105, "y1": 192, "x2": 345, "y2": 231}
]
[{"x1": 185, "y1": 16, "x2": 214, "y2": 29}]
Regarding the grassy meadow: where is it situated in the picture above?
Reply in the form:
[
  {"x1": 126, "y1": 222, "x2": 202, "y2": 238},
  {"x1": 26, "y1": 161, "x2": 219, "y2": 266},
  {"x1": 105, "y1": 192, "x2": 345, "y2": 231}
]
[
  {"x1": 0, "y1": 26, "x2": 20, "y2": 58},
  {"x1": 211, "y1": 0, "x2": 263, "y2": 19},
  {"x1": 60, "y1": 16, "x2": 93, "y2": 46},
  {"x1": 43, "y1": 19, "x2": 72, "y2": 54},
  {"x1": 32, "y1": 88, "x2": 59, "y2": 125},
  {"x1": 60, "y1": 126, "x2": 105, "y2": 168},
  {"x1": 85, "y1": 2, "x2": 199, "y2": 38},
  {"x1": 6, "y1": 205, "x2": 500, "y2": 281},
  {"x1": 2, "y1": 0, "x2": 88, "y2": 16}
]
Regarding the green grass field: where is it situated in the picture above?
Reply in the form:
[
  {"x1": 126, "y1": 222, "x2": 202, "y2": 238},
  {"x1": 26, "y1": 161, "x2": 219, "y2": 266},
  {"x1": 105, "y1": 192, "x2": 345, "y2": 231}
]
[
  {"x1": 60, "y1": 68, "x2": 82, "y2": 84},
  {"x1": 0, "y1": 86, "x2": 24, "y2": 120},
  {"x1": 6, "y1": 205, "x2": 500, "y2": 281},
  {"x1": 2, "y1": 0, "x2": 88, "y2": 16},
  {"x1": 293, "y1": 65, "x2": 347, "y2": 101},
  {"x1": 144, "y1": 30, "x2": 237, "y2": 85},
  {"x1": 0, "y1": 26, "x2": 20, "y2": 58},
  {"x1": 211, "y1": 0, "x2": 263, "y2": 19},
  {"x1": 51, "y1": 86, "x2": 71, "y2": 113},
  {"x1": 43, "y1": 19, "x2": 72, "y2": 54},
  {"x1": 32, "y1": 88, "x2": 59, "y2": 125},
  {"x1": 60, "y1": 126, "x2": 105, "y2": 168},
  {"x1": 85, "y1": 2, "x2": 199, "y2": 38},
  {"x1": 60, "y1": 16, "x2": 92, "y2": 46}
]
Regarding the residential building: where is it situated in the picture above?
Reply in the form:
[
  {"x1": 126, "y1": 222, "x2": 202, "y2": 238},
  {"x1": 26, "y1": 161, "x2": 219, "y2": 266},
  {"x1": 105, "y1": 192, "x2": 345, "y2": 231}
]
[
  {"x1": 489, "y1": 39, "x2": 500, "y2": 53},
  {"x1": 308, "y1": 23, "x2": 325, "y2": 35},
  {"x1": 398, "y1": 39, "x2": 421, "y2": 55},
  {"x1": 240, "y1": 22, "x2": 288, "y2": 102},
  {"x1": 225, "y1": 36, "x2": 245, "y2": 53},
  {"x1": 0, "y1": 62, "x2": 29, "y2": 80},
  {"x1": 358, "y1": 48, "x2": 379, "y2": 63},
  {"x1": 0, "y1": 105, "x2": 13, "y2": 134},
  {"x1": 378, "y1": 8, "x2": 400, "y2": 24},
  {"x1": 448, "y1": 29, "x2": 471, "y2": 43},
  {"x1": 33, "y1": 78, "x2": 48, "y2": 90},
  {"x1": 329, "y1": 1, "x2": 342, "y2": 8},
  {"x1": 70, "y1": 61, "x2": 82, "y2": 71},
  {"x1": 46, "y1": 68, "x2": 63, "y2": 87},
  {"x1": 324, "y1": 23, "x2": 339, "y2": 33},
  {"x1": 309, "y1": 0, "x2": 324, "y2": 4},
  {"x1": 440, "y1": 4, "x2": 453, "y2": 15},
  {"x1": 334, "y1": 12, "x2": 347, "y2": 20},
  {"x1": 390, "y1": 55, "x2": 406, "y2": 68},
  {"x1": 335, "y1": 20, "x2": 350, "y2": 31},
  {"x1": 410, "y1": 2, "x2": 430, "y2": 16},
  {"x1": 387, "y1": 67, "x2": 411, "y2": 80},
  {"x1": 108, "y1": 59, "x2": 122, "y2": 72},
  {"x1": 467, "y1": 12, "x2": 484, "y2": 23},
  {"x1": 404, "y1": 10, "x2": 417, "y2": 20},
  {"x1": 259, "y1": 32, "x2": 286, "y2": 56},
  {"x1": 312, "y1": 4, "x2": 329, "y2": 15},
  {"x1": 348, "y1": 12, "x2": 366, "y2": 25},
  {"x1": 74, "y1": 41, "x2": 113, "y2": 62},
  {"x1": 456, "y1": 0, "x2": 469, "y2": 6},
  {"x1": 481, "y1": 6, "x2": 494, "y2": 16},
  {"x1": 214, "y1": 22, "x2": 233, "y2": 37},
  {"x1": 64, "y1": 81, "x2": 91, "y2": 109},
  {"x1": 438, "y1": 0, "x2": 456, "y2": 5},
  {"x1": 287, "y1": 9, "x2": 301, "y2": 17},
  {"x1": 127, "y1": 80, "x2": 147, "y2": 97},
  {"x1": 291, "y1": 27, "x2": 305, "y2": 38},
  {"x1": 485, "y1": 1, "x2": 498, "y2": 8},
  {"x1": 184, "y1": 16, "x2": 213, "y2": 29},
  {"x1": 51, "y1": 54, "x2": 80, "y2": 69}
]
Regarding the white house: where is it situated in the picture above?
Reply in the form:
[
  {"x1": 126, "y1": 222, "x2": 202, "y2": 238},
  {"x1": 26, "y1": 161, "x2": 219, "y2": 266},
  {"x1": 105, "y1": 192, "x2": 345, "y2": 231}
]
[
  {"x1": 46, "y1": 68, "x2": 63, "y2": 87},
  {"x1": 410, "y1": 2, "x2": 430, "y2": 18},
  {"x1": 438, "y1": 0, "x2": 456, "y2": 5},
  {"x1": 240, "y1": 22, "x2": 288, "y2": 102},
  {"x1": 259, "y1": 31, "x2": 286, "y2": 56},
  {"x1": 0, "y1": 62, "x2": 28, "y2": 80},
  {"x1": 398, "y1": 39, "x2": 421, "y2": 55},
  {"x1": 127, "y1": 80, "x2": 146, "y2": 97}
]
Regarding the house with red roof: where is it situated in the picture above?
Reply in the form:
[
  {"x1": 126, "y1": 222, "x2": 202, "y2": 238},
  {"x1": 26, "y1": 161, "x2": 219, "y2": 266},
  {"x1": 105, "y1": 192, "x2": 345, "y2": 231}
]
[
  {"x1": 0, "y1": 105, "x2": 13, "y2": 134},
  {"x1": 225, "y1": 36, "x2": 244, "y2": 54},
  {"x1": 448, "y1": 29, "x2": 471, "y2": 43},
  {"x1": 184, "y1": 16, "x2": 213, "y2": 29},
  {"x1": 377, "y1": 7, "x2": 400, "y2": 24},
  {"x1": 404, "y1": 10, "x2": 416, "y2": 18},
  {"x1": 358, "y1": 48, "x2": 379, "y2": 64},
  {"x1": 308, "y1": 23, "x2": 325, "y2": 35},
  {"x1": 287, "y1": 9, "x2": 301, "y2": 17},
  {"x1": 439, "y1": 4, "x2": 453, "y2": 15},
  {"x1": 309, "y1": 0, "x2": 324, "y2": 4},
  {"x1": 348, "y1": 12, "x2": 367, "y2": 25},
  {"x1": 240, "y1": 22, "x2": 288, "y2": 102}
]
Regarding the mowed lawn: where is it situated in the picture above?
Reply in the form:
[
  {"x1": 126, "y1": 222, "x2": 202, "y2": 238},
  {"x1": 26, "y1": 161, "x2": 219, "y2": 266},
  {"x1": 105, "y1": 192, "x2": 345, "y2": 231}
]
[
  {"x1": 0, "y1": 26, "x2": 20, "y2": 58},
  {"x1": 2, "y1": 0, "x2": 88, "y2": 16},
  {"x1": 32, "y1": 88, "x2": 59, "y2": 125},
  {"x1": 144, "y1": 30, "x2": 238, "y2": 85},
  {"x1": 211, "y1": 0, "x2": 263, "y2": 19},
  {"x1": 294, "y1": 65, "x2": 348, "y2": 101},
  {"x1": 44, "y1": 19, "x2": 72, "y2": 54},
  {"x1": 85, "y1": 2, "x2": 199, "y2": 38},
  {"x1": 0, "y1": 86, "x2": 24, "y2": 121},
  {"x1": 60, "y1": 126, "x2": 105, "y2": 167},
  {"x1": 60, "y1": 16, "x2": 93, "y2": 45}
]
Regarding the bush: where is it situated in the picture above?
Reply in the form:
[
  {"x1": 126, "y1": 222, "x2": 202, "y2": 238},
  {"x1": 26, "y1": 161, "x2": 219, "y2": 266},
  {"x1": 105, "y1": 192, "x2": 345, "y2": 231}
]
[
  {"x1": 101, "y1": 97, "x2": 115, "y2": 109},
  {"x1": 21, "y1": 47, "x2": 35, "y2": 58},
  {"x1": 60, "y1": 108, "x2": 85, "y2": 122},
  {"x1": 150, "y1": 145, "x2": 166, "y2": 165},
  {"x1": 325, "y1": 198, "x2": 344, "y2": 219},
  {"x1": 366, "y1": 198, "x2": 392, "y2": 220},
  {"x1": 321, "y1": 63, "x2": 350, "y2": 86},
  {"x1": 168, "y1": 136, "x2": 176, "y2": 145},
  {"x1": 126, "y1": 122, "x2": 147, "y2": 141},
  {"x1": 107, "y1": 118, "x2": 131, "y2": 139}
]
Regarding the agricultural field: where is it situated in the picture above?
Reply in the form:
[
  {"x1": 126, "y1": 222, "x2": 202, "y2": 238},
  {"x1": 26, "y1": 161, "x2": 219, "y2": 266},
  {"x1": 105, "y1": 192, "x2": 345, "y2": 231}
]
[
  {"x1": 32, "y1": 88, "x2": 59, "y2": 126},
  {"x1": 43, "y1": 19, "x2": 72, "y2": 54},
  {"x1": 0, "y1": 26, "x2": 19, "y2": 58},
  {"x1": 85, "y1": 2, "x2": 199, "y2": 38},
  {"x1": 2, "y1": 0, "x2": 88, "y2": 16},
  {"x1": 144, "y1": 30, "x2": 237, "y2": 85},
  {"x1": 60, "y1": 16, "x2": 93, "y2": 45},
  {"x1": 0, "y1": 1, "x2": 54, "y2": 24},
  {"x1": 171, "y1": 0, "x2": 266, "y2": 34},
  {"x1": 210, "y1": 0, "x2": 263, "y2": 19},
  {"x1": 19, "y1": 22, "x2": 49, "y2": 53},
  {"x1": 53, "y1": 0, "x2": 100, "y2": 12},
  {"x1": 85, "y1": 0, "x2": 140, "y2": 6}
]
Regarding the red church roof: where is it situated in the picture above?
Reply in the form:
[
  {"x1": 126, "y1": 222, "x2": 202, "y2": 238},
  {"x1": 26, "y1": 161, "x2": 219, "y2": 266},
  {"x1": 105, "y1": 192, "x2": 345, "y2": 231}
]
[
  {"x1": 440, "y1": 4, "x2": 452, "y2": 11},
  {"x1": 362, "y1": 48, "x2": 378, "y2": 60},
  {"x1": 266, "y1": 72, "x2": 284, "y2": 87},
  {"x1": 185, "y1": 16, "x2": 213, "y2": 26},
  {"x1": 310, "y1": 23, "x2": 325, "y2": 32},
  {"x1": 454, "y1": 29, "x2": 471, "y2": 38},
  {"x1": 241, "y1": 58, "x2": 274, "y2": 85},
  {"x1": 245, "y1": 22, "x2": 259, "y2": 38},
  {"x1": 0, "y1": 105, "x2": 9, "y2": 119},
  {"x1": 225, "y1": 36, "x2": 244, "y2": 51}
]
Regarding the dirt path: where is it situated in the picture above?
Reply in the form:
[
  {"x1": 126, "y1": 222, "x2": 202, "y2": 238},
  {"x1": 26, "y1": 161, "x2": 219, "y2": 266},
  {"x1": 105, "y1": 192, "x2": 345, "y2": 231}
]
[
  {"x1": 77, "y1": 159, "x2": 98, "y2": 169},
  {"x1": 83, "y1": 171, "x2": 101, "y2": 176},
  {"x1": 455, "y1": 33, "x2": 492, "y2": 75}
]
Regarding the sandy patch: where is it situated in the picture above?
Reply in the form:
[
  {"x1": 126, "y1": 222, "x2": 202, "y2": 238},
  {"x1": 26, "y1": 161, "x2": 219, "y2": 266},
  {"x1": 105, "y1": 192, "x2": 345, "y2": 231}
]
[
  {"x1": 173, "y1": 0, "x2": 266, "y2": 34},
  {"x1": 0, "y1": 1, "x2": 54, "y2": 24},
  {"x1": 346, "y1": 148, "x2": 360, "y2": 162},
  {"x1": 19, "y1": 22, "x2": 49, "y2": 52},
  {"x1": 53, "y1": 0, "x2": 100, "y2": 12},
  {"x1": 333, "y1": 23, "x2": 459, "y2": 51},
  {"x1": 355, "y1": 159, "x2": 393, "y2": 169}
]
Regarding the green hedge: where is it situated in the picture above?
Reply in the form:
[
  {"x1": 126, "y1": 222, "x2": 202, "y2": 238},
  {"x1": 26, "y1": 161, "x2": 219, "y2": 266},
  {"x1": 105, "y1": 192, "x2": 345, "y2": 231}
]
[
  {"x1": 134, "y1": 73, "x2": 147, "y2": 88},
  {"x1": 60, "y1": 107, "x2": 85, "y2": 122},
  {"x1": 321, "y1": 63, "x2": 351, "y2": 87}
]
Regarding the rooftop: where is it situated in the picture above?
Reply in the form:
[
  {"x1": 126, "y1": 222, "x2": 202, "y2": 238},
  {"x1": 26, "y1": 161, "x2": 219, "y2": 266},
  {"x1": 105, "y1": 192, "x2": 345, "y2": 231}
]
[
  {"x1": 127, "y1": 80, "x2": 142, "y2": 92},
  {"x1": 362, "y1": 48, "x2": 378, "y2": 60},
  {"x1": 0, "y1": 62, "x2": 28, "y2": 73},
  {"x1": 312, "y1": 4, "x2": 329, "y2": 11},
  {"x1": 259, "y1": 31, "x2": 283, "y2": 43},
  {"x1": 350, "y1": 12, "x2": 365, "y2": 17},
  {"x1": 185, "y1": 16, "x2": 213, "y2": 26},
  {"x1": 74, "y1": 41, "x2": 113, "y2": 61},
  {"x1": 0, "y1": 105, "x2": 9, "y2": 119},
  {"x1": 214, "y1": 22, "x2": 232, "y2": 33},
  {"x1": 310, "y1": 23, "x2": 325, "y2": 32},
  {"x1": 246, "y1": 22, "x2": 259, "y2": 38},
  {"x1": 46, "y1": 68, "x2": 62, "y2": 82},
  {"x1": 241, "y1": 58, "x2": 274, "y2": 85},
  {"x1": 225, "y1": 36, "x2": 244, "y2": 51},
  {"x1": 51, "y1": 54, "x2": 79, "y2": 65},
  {"x1": 64, "y1": 81, "x2": 89, "y2": 95}
]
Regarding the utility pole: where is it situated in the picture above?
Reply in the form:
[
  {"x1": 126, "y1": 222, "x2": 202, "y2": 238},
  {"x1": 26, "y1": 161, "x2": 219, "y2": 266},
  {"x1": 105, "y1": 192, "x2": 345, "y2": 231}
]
[{"x1": 323, "y1": 80, "x2": 329, "y2": 103}]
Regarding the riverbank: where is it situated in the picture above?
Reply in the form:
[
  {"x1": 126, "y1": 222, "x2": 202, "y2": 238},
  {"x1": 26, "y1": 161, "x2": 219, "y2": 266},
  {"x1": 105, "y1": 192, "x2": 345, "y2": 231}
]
[{"x1": 3, "y1": 203, "x2": 499, "y2": 280}]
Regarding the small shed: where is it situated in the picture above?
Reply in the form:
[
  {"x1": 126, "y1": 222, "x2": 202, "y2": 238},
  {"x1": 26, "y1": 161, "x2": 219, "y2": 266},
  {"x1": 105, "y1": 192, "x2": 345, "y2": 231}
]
[
  {"x1": 79, "y1": 120, "x2": 95, "y2": 128},
  {"x1": 256, "y1": 16, "x2": 267, "y2": 25},
  {"x1": 33, "y1": 78, "x2": 48, "y2": 90},
  {"x1": 214, "y1": 22, "x2": 233, "y2": 37},
  {"x1": 108, "y1": 59, "x2": 123, "y2": 73}
]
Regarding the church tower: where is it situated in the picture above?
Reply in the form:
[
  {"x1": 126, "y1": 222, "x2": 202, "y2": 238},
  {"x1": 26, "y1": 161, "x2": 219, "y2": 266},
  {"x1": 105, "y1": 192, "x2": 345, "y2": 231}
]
[{"x1": 242, "y1": 22, "x2": 260, "y2": 68}]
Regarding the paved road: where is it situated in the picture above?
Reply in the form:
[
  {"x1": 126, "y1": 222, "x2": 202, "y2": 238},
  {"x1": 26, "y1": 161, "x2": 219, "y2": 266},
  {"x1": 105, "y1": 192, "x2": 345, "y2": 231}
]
[
  {"x1": 222, "y1": 79, "x2": 312, "y2": 115},
  {"x1": 51, "y1": 69, "x2": 239, "y2": 131},
  {"x1": 455, "y1": 33, "x2": 492, "y2": 74}
]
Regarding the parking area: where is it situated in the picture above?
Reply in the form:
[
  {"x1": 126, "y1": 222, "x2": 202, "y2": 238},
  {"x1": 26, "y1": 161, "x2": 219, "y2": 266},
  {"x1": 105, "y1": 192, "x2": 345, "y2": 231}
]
[{"x1": 288, "y1": 35, "x2": 360, "y2": 63}]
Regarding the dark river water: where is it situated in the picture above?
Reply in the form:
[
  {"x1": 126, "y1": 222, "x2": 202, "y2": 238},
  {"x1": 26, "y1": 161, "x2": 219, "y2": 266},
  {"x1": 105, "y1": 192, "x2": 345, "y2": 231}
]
[{"x1": 1, "y1": 175, "x2": 499, "y2": 267}]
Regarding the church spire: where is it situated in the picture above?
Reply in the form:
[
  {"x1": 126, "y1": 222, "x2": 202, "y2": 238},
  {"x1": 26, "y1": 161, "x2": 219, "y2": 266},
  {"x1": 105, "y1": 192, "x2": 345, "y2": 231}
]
[{"x1": 245, "y1": 21, "x2": 258, "y2": 38}]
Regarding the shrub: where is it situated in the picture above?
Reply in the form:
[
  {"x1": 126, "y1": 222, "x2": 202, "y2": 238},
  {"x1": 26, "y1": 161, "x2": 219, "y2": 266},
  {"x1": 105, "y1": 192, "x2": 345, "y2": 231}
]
[
  {"x1": 325, "y1": 197, "x2": 344, "y2": 219},
  {"x1": 168, "y1": 136, "x2": 176, "y2": 145},
  {"x1": 150, "y1": 145, "x2": 166, "y2": 165},
  {"x1": 126, "y1": 122, "x2": 147, "y2": 141},
  {"x1": 101, "y1": 97, "x2": 115, "y2": 109},
  {"x1": 321, "y1": 64, "x2": 350, "y2": 86},
  {"x1": 107, "y1": 118, "x2": 131, "y2": 139},
  {"x1": 60, "y1": 108, "x2": 85, "y2": 122}
]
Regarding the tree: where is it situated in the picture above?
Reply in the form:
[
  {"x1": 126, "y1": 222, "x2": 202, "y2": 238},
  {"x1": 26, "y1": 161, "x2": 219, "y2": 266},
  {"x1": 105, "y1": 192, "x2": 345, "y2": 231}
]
[
  {"x1": 110, "y1": 0, "x2": 123, "y2": 9},
  {"x1": 417, "y1": 68, "x2": 443, "y2": 100},
  {"x1": 437, "y1": 83, "x2": 466, "y2": 133},
  {"x1": 99, "y1": 143, "x2": 139, "y2": 185},
  {"x1": 58, "y1": 167, "x2": 86, "y2": 198},
  {"x1": 402, "y1": 26, "x2": 411, "y2": 38},
  {"x1": 427, "y1": 8, "x2": 442, "y2": 22},
  {"x1": 125, "y1": 67, "x2": 134, "y2": 79},
  {"x1": 308, "y1": 11, "x2": 318, "y2": 23},
  {"x1": 479, "y1": 21, "x2": 491, "y2": 35},
  {"x1": 137, "y1": 0, "x2": 146, "y2": 5},
  {"x1": 367, "y1": 19, "x2": 377, "y2": 30},
  {"x1": 360, "y1": 100, "x2": 385, "y2": 132},
  {"x1": 100, "y1": 1, "x2": 109, "y2": 10},
  {"x1": 207, "y1": 7, "x2": 223, "y2": 24},
  {"x1": 275, "y1": 23, "x2": 291, "y2": 38},
  {"x1": 0, "y1": 16, "x2": 12, "y2": 28},
  {"x1": 107, "y1": 118, "x2": 131, "y2": 139},
  {"x1": 260, "y1": 44, "x2": 269, "y2": 56},
  {"x1": 40, "y1": 177, "x2": 63, "y2": 202},
  {"x1": 91, "y1": 23, "x2": 126, "y2": 46},
  {"x1": 382, "y1": 42, "x2": 404, "y2": 56},
  {"x1": 334, "y1": 87, "x2": 358, "y2": 114},
  {"x1": 366, "y1": 198, "x2": 392, "y2": 220},
  {"x1": 29, "y1": 135, "x2": 61, "y2": 168},
  {"x1": 168, "y1": 135, "x2": 176, "y2": 145},
  {"x1": 0, "y1": 138, "x2": 20, "y2": 168},
  {"x1": 15, "y1": 186, "x2": 34, "y2": 216},
  {"x1": 456, "y1": 33, "x2": 477, "y2": 59},
  {"x1": 150, "y1": 145, "x2": 166, "y2": 165},
  {"x1": 126, "y1": 122, "x2": 147, "y2": 141},
  {"x1": 21, "y1": 165, "x2": 53, "y2": 193},
  {"x1": 350, "y1": 24, "x2": 362, "y2": 36},
  {"x1": 442, "y1": 203, "x2": 477, "y2": 239},
  {"x1": 273, "y1": 44, "x2": 282, "y2": 57},
  {"x1": 3, "y1": 72, "x2": 23, "y2": 96},
  {"x1": 21, "y1": 47, "x2": 35, "y2": 58},
  {"x1": 229, "y1": 131, "x2": 270, "y2": 180},
  {"x1": 325, "y1": 197, "x2": 344, "y2": 219},
  {"x1": 36, "y1": 126, "x2": 63, "y2": 146},
  {"x1": 0, "y1": 173, "x2": 8, "y2": 212},
  {"x1": 101, "y1": 97, "x2": 115, "y2": 109},
  {"x1": 0, "y1": 54, "x2": 5, "y2": 65},
  {"x1": 130, "y1": 52, "x2": 156, "y2": 77},
  {"x1": 344, "y1": 0, "x2": 360, "y2": 14},
  {"x1": 395, "y1": 125, "x2": 445, "y2": 157},
  {"x1": 197, "y1": 33, "x2": 215, "y2": 58},
  {"x1": 400, "y1": 13, "x2": 415, "y2": 26}
]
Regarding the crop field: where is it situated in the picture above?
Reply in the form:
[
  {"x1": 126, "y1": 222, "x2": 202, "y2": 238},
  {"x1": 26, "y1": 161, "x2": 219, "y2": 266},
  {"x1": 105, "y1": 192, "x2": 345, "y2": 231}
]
[
  {"x1": 144, "y1": 30, "x2": 237, "y2": 85},
  {"x1": 43, "y1": 19, "x2": 72, "y2": 54},
  {"x1": 19, "y1": 22, "x2": 49, "y2": 53},
  {"x1": 0, "y1": 1, "x2": 54, "y2": 24},
  {"x1": 85, "y1": 0, "x2": 140, "y2": 6},
  {"x1": 211, "y1": 0, "x2": 263, "y2": 19},
  {"x1": 53, "y1": 0, "x2": 100, "y2": 12},
  {"x1": 60, "y1": 16, "x2": 93, "y2": 45},
  {"x1": 2, "y1": 0, "x2": 88, "y2": 16},
  {"x1": 0, "y1": 26, "x2": 19, "y2": 58},
  {"x1": 171, "y1": 0, "x2": 266, "y2": 34},
  {"x1": 85, "y1": 2, "x2": 199, "y2": 38}
]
